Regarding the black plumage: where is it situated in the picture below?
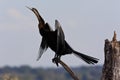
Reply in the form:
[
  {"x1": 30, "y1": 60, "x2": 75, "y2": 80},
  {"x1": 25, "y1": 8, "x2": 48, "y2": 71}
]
[{"x1": 28, "y1": 7, "x2": 99, "y2": 66}]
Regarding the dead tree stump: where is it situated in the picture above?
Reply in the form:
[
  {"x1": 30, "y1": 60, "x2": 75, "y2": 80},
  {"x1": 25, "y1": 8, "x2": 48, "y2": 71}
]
[{"x1": 101, "y1": 31, "x2": 120, "y2": 80}]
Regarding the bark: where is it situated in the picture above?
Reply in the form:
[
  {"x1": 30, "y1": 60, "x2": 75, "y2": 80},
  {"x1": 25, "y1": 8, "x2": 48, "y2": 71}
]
[
  {"x1": 101, "y1": 31, "x2": 120, "y2": 80},
  {"x1": 59, "y1": 60, "x2": 80, "y2": 80}
]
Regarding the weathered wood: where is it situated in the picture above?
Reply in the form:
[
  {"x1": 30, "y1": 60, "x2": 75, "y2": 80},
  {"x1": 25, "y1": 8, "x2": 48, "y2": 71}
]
[
  {"x1": 101, "y1": 31, "x2": 120, "y2": 80},
  {"x1": 59, "y1": 60, "x2": 80, "y2": 80}
]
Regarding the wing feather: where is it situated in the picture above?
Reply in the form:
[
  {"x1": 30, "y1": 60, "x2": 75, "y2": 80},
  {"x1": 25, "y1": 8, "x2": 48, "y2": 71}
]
[
  {"x1": 55, "y1": 20, "x2": 65, "y2": 53},
  {"x1": 37, "y1": 38, "x2": 48, "y2": 61}
]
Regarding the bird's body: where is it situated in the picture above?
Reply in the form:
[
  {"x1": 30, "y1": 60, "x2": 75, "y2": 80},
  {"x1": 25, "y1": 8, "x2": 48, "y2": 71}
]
[
  {"x1": 41, "y1": 28, "x2": 57, "y2": 52},
  {"x1": 39, "y1": 23, "x2": 72, "y2": 56},
  {"x1": 39, "y1": 24, "x2": 73, "y2": 55},
  {"x1": 28, "y1": 7, "x2": 99, "y2": 66}
]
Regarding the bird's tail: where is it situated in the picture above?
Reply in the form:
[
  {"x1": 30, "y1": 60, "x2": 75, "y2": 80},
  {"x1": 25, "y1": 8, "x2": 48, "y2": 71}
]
[{"x1": 73, "y1": 50, "x2": 99, "y2": 64}]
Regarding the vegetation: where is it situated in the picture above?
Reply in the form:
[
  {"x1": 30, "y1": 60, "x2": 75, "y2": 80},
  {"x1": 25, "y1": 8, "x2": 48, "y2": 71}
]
[{"x1": 0, "y1": 65, "x2": 102, "y2": 80}]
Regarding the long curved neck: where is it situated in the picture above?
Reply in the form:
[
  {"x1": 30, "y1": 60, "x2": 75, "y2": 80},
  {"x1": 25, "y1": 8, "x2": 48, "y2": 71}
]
[{"x1": 31, "y1": 8, "x2": 45, "y2": 29}]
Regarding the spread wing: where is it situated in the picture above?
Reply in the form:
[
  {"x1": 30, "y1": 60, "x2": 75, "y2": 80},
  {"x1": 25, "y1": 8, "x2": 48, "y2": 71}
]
[
  {"x1": 55, "y1": 20, "x2": 65, "y2": 53},
  {"x1": 37, "y1": 37, "x2": 48, "y2": 61}
]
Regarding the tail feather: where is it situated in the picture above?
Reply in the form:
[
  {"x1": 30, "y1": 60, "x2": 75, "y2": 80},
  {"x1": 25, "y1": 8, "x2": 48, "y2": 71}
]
[{"x1": 73, "y1": 50, "x2": 99, "y2": 64}]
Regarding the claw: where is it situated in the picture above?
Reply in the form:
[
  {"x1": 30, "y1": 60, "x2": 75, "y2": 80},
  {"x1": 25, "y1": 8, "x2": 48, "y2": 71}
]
[{"x1": 52, "y1": 57, "x2": 60, "y2": 67}]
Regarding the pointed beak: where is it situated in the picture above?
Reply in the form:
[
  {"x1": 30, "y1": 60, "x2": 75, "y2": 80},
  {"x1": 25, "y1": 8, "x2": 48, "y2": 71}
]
[{"x1": 26, "y1": 6, "x2": 32, "y2": 11}]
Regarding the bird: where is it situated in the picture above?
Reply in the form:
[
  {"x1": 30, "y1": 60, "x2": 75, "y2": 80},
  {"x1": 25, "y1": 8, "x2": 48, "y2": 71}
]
[{"x1": 28, "y1": 7, "x2": 99, "y2": 66}]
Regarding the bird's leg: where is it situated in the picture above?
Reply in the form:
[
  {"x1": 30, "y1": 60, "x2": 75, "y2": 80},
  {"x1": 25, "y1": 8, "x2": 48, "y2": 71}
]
[
  {"x1": 52, "y1": 54, "x2": 60, "y2": 67},
  {"x1": 52, "y1": 54, "x2": 57, "y2": 63}
]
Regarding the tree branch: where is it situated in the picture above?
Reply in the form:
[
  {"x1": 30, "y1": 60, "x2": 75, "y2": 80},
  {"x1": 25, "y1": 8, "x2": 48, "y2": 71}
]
[{"x1": 58, "y1": 60, "x2": 80, "y2": 80}]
